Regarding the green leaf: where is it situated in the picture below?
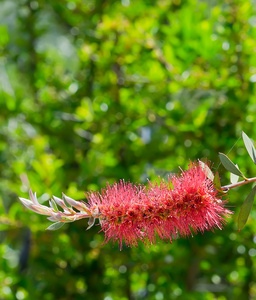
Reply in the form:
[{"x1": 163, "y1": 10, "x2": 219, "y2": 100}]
[
  {"x1": 237, "y1": 186, "x2": 256, "y2": 230},
  {"x1": 242, "y1": 131, "x2": 256, "y2": 164},
  {"x1": 46, "y1": 222, "x2": 65, "y2": 231},
  {"x1": 199, "y1": 160, "x2": 214, "y2": 181},
  {"x1": 213, "y1": 172, "x2": 222, "y2": 191},
  {"x1": 50, "y1": 199, "x2": 58, "y2": 212},
  {"x1": 230, "y1": 172, "x2": 239, "y2": 184},
  {"x1": 62, "y1": 193, "x2": 72, "y2": 208},
  {"x1": 219, "y1": 153, "x2": 247, "y2": 179},
  {"x1": 230, "y1": 164, "x2": 239, "y2": 184},
  {"x1": 230, "y1": 165, "x2": 239, "y2": 184}
]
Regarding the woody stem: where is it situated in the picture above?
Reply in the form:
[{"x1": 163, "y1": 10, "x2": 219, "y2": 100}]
[{"x1": 221, "y1": 177, "x2": 256, "y2": 191}]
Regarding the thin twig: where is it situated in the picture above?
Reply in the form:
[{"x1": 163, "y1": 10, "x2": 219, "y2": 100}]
[{"x1": 221, "y1": 177, "x2": 256, "y2": 191}]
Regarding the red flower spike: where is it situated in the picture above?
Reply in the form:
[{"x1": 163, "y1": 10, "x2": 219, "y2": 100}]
[
  {"x1": 150, "y1": 162, "x2": 232, "y2": 240},
  {"x1": 87, "y1": 163, "x2": 232, "y2": 249},
  {"x1": 87, "y1": 181, "x2": 149, "y2": 248}
]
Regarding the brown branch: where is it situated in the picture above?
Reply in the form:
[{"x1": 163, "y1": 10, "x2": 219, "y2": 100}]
[{"x1": 221, "y1": 177, "x2": 256, "y2": 191}]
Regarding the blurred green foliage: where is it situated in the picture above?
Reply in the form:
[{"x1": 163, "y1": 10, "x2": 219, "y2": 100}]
[{"x1": 1, "y1": 0, "x2": 256, "y2": 299}]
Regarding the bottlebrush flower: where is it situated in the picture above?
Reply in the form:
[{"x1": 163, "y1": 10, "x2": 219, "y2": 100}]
[
  {"x1": 86, "y1": 163, "x2": 232, "y2": 248},
  {"x1": 147, "y1": 162, "x2": 232, "y2": 241},
  {"x1": 18, "y1": 162, "x2": 232, "y2": 249},
  {"x1": 87, "y1": 181, "x2": 150, "y2": 248}
]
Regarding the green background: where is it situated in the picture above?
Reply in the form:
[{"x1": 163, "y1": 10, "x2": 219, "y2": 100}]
[{"x1": 1, "y1": 0, "x2": 256, "y2": 299}]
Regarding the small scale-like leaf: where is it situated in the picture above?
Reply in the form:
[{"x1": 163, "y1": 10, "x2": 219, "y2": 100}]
[
  {"x1": 62, "y1": 193, "x2": 72, "y2": 208},
  {"x1": 52, "y1": 196, "x2": 66, "y2": 208},
  {"x1": 219, "y1": 153, "x2": 247, "y2": 179},
  {"x1": 62, "y1": 195, "x2": 84, "y2": 210},
  {"x1": 213, "y1": 172, "x2": 222, "y2": 191},
  {"x1": 86, "y1": 217, "x2": 95, "y2": 230},
  {"x1": 242, "y1": 131, "x2": 256, "y2": 164},
  {"x1": 199, "y1": 160, "x2": 214, "y2": 181},
  {"x1": 29, "y1": 189, "x2": 39, "y2": 205},
  {"x1": 46, "y1": 222, "x2": 65, "y2": 231},
  {"x1": 237, "y1": 186, "x2": 256, "y2": 230},
  {"x1": 19, "y1": 197, "x2": 33, "y2": 209},
  {"x1": 49, "y1": 199, "x2": 58, "y2": 212}
]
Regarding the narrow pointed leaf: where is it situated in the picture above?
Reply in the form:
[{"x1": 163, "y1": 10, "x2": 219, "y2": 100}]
[
  {"x1": 242, "y1": 131, "x2": 256, "y2": 164},
  {"x1": 29, "y1": 189, "x2": 39, "y2": 205},
  {"x1": 199, "y1": 160, "x2": 214, "y2": 181},
  {"x1": 213, "y1": 172, "x2": 222, "y2": 191},
  {"x1": 19, "y1": 197, "x2": 33, "y2": 208},
  {"x1": 30, "y1": 204, "x2": 51, "y2": 215},
  {"x1": 46, "y1": 222, "x2": 65, "y2": 231},
  {"x1": 79, "y1": 201, "x2": 92, "y2": 214},
  {"x1": 237, "y1": 186, "x2": 256, "y2": 230},
  {"x1": 219, "y1": 153, "x2": 246, "y2": 179},
  {"x1": 49, "y1": 199, "x2": 58, "y2": 212},
  {"x1": 62, "y1": 193, "x2": 72, "y2": 208},
  {"x1": 52, "y1": 195, "x2": 66, "y2": 208},
  {"x1": 49, "y1": 211, "x2": 63, "y2": 220},
  {"x1": 62, "y1": 195, "x2": 84, "y2": 210}
]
